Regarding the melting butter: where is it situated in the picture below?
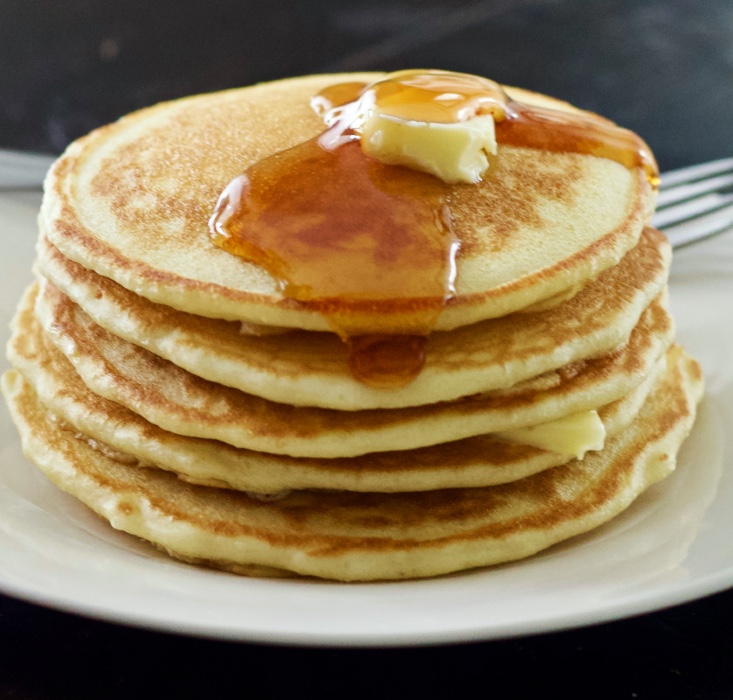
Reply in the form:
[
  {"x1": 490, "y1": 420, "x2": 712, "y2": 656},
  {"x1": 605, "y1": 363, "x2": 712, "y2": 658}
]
[
  {"x1": 315, "y1": 70, "x2": 503, "y2": 184},
  {"x1": 497, "y1": 410, "x2": 606, "y2": 459},
  {"x1": 360, "y1": 112, "x2": 496, "y2": 184}
]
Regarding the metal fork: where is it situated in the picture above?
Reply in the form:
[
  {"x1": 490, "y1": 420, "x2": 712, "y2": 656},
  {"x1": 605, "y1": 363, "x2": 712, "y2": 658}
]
[
  {"x1": 0, "y1": 150, "x2": 55, "y2": 190},
  {"x1": 1, "y1": 148, "x2": 732, "y2": 249},
  {"x1": 651, "y1": 157, "x2": 733, "y2": 248}
]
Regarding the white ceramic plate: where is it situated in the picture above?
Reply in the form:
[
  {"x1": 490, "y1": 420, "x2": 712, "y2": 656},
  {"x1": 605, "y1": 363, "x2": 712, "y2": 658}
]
[{"x1": 0, "y1": 190, "x2": 731, "y2": 647}]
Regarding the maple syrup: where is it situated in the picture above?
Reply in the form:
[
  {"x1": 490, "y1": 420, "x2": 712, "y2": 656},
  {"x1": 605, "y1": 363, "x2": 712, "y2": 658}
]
[
  {"x1": 314, "y1": 71, "x2": 658, "y2": 186},
  {"x1": 209, "y1": 70, "x2": 659, "y2": 389}
]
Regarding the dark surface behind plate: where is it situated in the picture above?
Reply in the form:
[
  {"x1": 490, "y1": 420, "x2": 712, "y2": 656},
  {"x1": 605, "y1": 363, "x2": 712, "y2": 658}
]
[
  {"x1": 3, "y1": 0, "x2": 733, "y2": 170},
  {"x1": 1, "y1": 0, "x2": 733, "y2": 697}
]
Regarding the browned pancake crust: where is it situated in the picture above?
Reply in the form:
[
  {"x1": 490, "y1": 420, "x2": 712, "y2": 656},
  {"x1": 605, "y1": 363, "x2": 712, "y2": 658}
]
[
  {"x1": 26, "y1": 283, "x2": 675, "y2": 456},
  {"x1": 35, "y1": 228, "x2": 671, "y2": 409},
  {"x1": 2, "y1": 348, "x2": 703, "y2": 580},
  {"x1": 10, "y1": 313, "x2": 665, "y2": 492}
]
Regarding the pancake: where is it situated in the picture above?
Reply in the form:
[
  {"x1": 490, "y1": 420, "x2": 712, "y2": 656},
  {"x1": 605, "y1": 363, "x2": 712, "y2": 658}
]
[
  {"x1": 27, "y1": 282, "x2": 675, "y2": 457},
  {"x1": 1, "y1": 347, "x2": 703, "y2": 581},
  {"x1": 2, "y1": 70, "x2": 702, "y2": 581},
  {"x1": 40, "y1": 73, "x2": 655, "y2": 334},
  {"x1": 10, "y1": 309, "x2": 667, "y2": 492},
  {"x1": 35, "y1": 227, "x2": 671, "y2": 409}
]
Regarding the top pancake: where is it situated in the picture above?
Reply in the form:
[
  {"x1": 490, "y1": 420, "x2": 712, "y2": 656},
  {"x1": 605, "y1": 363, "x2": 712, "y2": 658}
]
[{"x1": 40, "y1": 72, "x2": 655, "y2": 333}]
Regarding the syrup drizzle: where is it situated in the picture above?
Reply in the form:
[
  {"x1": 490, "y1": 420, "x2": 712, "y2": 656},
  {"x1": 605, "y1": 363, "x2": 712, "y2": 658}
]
[
  {"x1": 210, "y1": 70, "x2": 659, "y2": 389},
  {"x1": 315, "y1": 71, "x2": 659, "y2": 186}
]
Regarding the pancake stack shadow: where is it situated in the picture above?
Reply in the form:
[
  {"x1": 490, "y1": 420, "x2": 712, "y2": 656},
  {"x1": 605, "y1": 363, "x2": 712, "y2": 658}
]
[{"x1": 2, "y1": 74, "x2": 704, "y2": 581}]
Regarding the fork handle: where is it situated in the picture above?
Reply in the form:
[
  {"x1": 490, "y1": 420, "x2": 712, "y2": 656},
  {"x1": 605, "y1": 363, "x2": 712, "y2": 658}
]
[{"x1": 0, "y1": 150, "x2": 57, "y2": 189}]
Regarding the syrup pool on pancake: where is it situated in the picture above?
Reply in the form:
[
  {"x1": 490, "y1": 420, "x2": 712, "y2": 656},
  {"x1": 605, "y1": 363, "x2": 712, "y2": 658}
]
[{"x1": 209, "y1": 70, "x2": 659, "y2": 389}]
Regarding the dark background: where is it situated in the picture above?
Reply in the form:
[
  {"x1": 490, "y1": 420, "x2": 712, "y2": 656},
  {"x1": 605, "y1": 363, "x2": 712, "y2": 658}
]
[
  {"x1": 1, "y1": 0, "x2": 733, "y2": 697},
  {"x1": 2, "y1": 0, "x2": 733, "y2": 170}
]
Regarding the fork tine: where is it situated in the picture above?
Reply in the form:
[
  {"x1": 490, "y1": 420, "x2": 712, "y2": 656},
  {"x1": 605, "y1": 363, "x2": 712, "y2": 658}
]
[
  {"x1": 658, "y1": 157, "x2": 733, "y2": 190},
  {"x1": 652, "y1": 192, "x2": 733, "y2": 228},
  {"x1": 656, "y1": 172, "x2": 733, "y2": 208},
  {"x1": 661, "y1": 202, "x2": 733, "y2": 248}
]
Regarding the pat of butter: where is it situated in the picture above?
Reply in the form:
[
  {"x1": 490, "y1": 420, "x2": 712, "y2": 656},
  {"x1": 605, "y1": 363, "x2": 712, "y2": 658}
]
[
  {"x1": 497, "y1": 410, "x2": 606, "y2": 459},
  {"x1": 359, "y1": 112, "x2": 497, "y2": 184}
]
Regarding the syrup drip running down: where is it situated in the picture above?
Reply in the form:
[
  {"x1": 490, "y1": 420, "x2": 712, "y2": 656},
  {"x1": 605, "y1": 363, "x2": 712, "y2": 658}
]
[{"x1": 210, "y1": 70, "x2": 659, "y2": 389}]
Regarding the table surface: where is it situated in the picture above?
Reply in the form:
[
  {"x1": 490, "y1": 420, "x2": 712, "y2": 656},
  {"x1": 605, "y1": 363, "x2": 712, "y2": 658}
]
[{"x1": 2, "y1": 0, "x2": 733, "y2": 697}]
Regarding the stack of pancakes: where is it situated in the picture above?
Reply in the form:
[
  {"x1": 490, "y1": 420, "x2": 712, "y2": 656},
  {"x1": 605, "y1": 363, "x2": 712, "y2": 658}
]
[{"x1": 3, "y1": 73, "x2": 703, "y2": 581}]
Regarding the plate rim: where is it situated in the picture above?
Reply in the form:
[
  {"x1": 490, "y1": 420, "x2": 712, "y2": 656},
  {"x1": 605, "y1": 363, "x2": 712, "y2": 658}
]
[{"x1": 0, "y1": 190, "x2": 731, "y2": 647}]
